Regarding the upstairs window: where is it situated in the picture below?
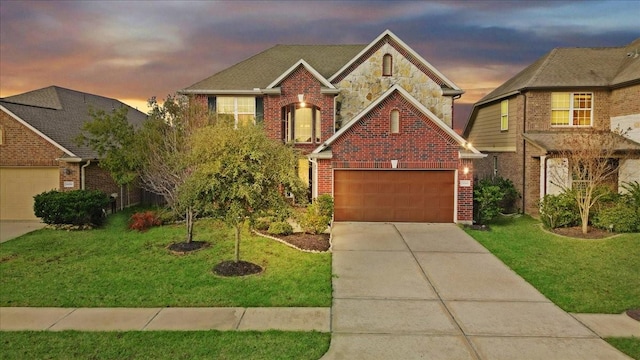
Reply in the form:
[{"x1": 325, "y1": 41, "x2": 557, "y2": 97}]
[
  {"x1": 382, "y1": 54, "x2": 392, "y2": 76},
  {"x1": 390, "y1": 109, "x2": 400, "y2": 133},
  {"x1": 500, "y1": 100, "x2": 509, "y2": 131},
  {"x1": 210, "y1": 96, "x2": 257, "y2": 127},
  {"x1": 283, "y1": 104, "x2": 321, "y2": 143},
  {"x1": 551, "y1": 92, "x2": 593, "y2": 126}
]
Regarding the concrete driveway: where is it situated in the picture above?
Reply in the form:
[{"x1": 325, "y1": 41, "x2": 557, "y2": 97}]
[
  {"x1": 0, "y1": 220, "x2": 46, "y2": 243},
  {"x1": 321, "y1": 222, "x2": 631, "y2": 360}
]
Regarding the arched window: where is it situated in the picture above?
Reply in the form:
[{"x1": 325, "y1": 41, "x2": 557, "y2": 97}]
[
  {"x1": 390, "y1": 109, "x2": 400, "y2": 133},
  {"x1": 383, "y1": 54, "x2": 392, "y2": 76},
  {"x1": 282, "y1": 104, "x2": 322, "y2": 143}
]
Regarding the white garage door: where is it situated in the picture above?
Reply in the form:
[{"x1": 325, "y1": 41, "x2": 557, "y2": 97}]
[{"x1": 0, "y1": 167, "x2": 59, "y2": 220}]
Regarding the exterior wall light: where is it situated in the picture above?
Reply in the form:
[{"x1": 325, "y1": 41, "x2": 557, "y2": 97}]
[
  {"x1": 298, "y1": 94, "x2": 305, "y2": 108},
  {"x1": 463, "y1": 166, "x2": 469, "y2": 175}
]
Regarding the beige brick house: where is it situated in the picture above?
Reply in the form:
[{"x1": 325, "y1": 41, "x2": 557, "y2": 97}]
[
  {"x1": 0, "y1": 86, "x2": 147, "y2": 220},
  {"x1": 464, "y1": 38, "x2": 640, "y2": 215}
]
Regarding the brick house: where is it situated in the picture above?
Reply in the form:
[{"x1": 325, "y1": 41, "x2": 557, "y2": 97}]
[
  {"x1": 464, "y1": 38, "x2": 640, "y2": 215},
  {"x1": 181, "y1": 30, "x2": 483, "y2": 223},
  {"x1": 0, "y1": 86, "x2": 147, "y2": 220}
]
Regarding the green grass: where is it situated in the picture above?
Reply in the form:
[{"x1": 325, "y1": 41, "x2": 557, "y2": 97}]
[
  {"x1": 0, "y1": 211, "x2": 331, "y2": 307},
  {"x1": 606, "y1": 338, "x2": 640, "y2": 360},
  {"x1": 0, "y1": 330, "x2": 331, "y2": 360},
  {"x1": 464, "y1": 215, "x2": 640, "y2": 313}
]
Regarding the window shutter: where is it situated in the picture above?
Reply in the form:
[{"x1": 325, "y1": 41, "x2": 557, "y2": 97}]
[
  {"x1": 207, "y1": 96, "x2": 216, "y2": 112},
  {"x1": 255, "y1": 97, "x2": 264, "y2": 124}
]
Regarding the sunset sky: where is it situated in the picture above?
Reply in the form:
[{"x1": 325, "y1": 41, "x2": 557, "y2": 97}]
[{"x1": 1, "y1": 0, "x2": 639, "y2": 127}]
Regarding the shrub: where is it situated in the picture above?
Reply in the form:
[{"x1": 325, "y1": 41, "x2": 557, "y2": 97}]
[
  {"x1": 33, "y1": 190, "x2": 110, "y2": 226},
  {"x1": 538, "y1": 192, "x2": 580, "y2": 229},
  {"x1": 298, "y1": 201, "x2": 331, "y2": 235},
  {"x1": 129, "y1": 211, "x2": 162, "y2": 232},
  {"x1": 315, "y1": 194, "x2": 334, "y2": 219},
  {"x1": 267, "y1": 221, "x2": 293, "y2": 236},
  {"x1": 621, "y1": 181, "x2": 640, "y2": 209},
  {"x1": 593, "y1": 199, "x2": 640, "y2": 233},
  {"x1": 473, "y1": 179, "x2": 503, "y2": 225},
  {"x1": 252, "y1": 217, "x2": 272, "y2": 231},
  {"x1": 493, "y1": 177, "x2": 519, "y2": 213}
]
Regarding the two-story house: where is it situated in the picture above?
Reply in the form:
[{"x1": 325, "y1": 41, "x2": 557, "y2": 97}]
[
  {"x1": 0, "y1": 86, "x2": 147, "y2": 220},
  {"x1": 180, "y1": 30, "x2": 483, "y2": 223},
  {"x1": 464, "y1": 38, "x2": 640, "y2": 215}
]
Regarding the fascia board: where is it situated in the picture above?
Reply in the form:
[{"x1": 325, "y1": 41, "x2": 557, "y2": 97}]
[{"x1": 266, "y1": 59, "x2": 335, "y2": 89}]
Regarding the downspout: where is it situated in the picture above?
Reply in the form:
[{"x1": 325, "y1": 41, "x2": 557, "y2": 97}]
[
  {"x1": 80, "y1": 160, "x2": 91, "y2": 190},
  {"x1": 452, "y1": 94, "x2": 462, "y2": 130}
]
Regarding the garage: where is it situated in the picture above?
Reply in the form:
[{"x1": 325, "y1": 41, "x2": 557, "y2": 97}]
[
  {"x1": 333, "y1": 170, "x2": 455, "y2": 222},
  {"x1": 0, "y1": 167, "x2": 58, "y2": 220}
]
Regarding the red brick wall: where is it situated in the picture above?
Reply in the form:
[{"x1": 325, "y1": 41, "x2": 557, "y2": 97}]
[
  {"x1": 263, "y1": 65, "x2": 335, "y2": 154},
  {"x1": 317, "y1": 90, "x2": 472, "y2": 222},
  {"x1": 0, "y1": 111, "x2": 64, "y2": 166},
  {"x1": 85, "y1": 163, "x2": 141, "y2": 210}
]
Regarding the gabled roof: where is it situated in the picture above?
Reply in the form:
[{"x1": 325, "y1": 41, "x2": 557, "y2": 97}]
[
  {"x1": 0, "y1": 86, "x2": 147, "y2": 159},
  {"x1": 477, "y1": 38, "x2": 640, "y2": 105},
  {"x1": 180, "y1": 44, "x2": 366, "y2": 93},
  {"x1": 266, "y1": 59, "x2": 335, "y2": 89},
  {"x1": 329, "y1": 30, "x2": 462, "y2": 93},
  {"x1": 312, "y1": 84, "x2": 483, "y2": 159}
]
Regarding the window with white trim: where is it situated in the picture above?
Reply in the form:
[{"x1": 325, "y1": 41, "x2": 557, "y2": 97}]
[
  {"x1": 500, "y1": 100, "x2": 509, "y2": 131},
  {"x1": 551, "y1": 92, "x2": 593, "y2": 126},
  {"x1": 282, "y1": 104, "x2": 322, "y2": 143},
  {"x1": 390, "y1": 109, "x2": 400, "y2": 133},
  {"x1": 215, "y1": 96, "x2": 256, "y2": 127}
]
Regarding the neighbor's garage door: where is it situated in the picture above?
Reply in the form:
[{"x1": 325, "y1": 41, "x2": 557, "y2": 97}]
[
  {"x1": 0, "y1": 167, "x2": 58, "y2": 220},
  {"x1": 334, "y1": 170, "x2": 454, "y2": 222}
]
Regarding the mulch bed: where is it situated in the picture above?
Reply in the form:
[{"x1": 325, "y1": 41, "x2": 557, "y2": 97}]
[
  {"x1": 273, "y1": 233, "x2": 331, "y2": 252},
  {"x1": 627, "y1": 308, "x2": 640, "y2": 321},
  {"x1": 212, "y1": 260, "x2": 263, "y2": 277},
  {"x1": 551, "y1": 226, "x2": 616, "y2": 239},
  {"x1": 167, "y1": 241, "x2": 209, "y2": 254}
]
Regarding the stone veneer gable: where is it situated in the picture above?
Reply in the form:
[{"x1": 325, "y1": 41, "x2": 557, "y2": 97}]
[{"x1": 334, "y1": 41, "x2": 452, "y2": 129}]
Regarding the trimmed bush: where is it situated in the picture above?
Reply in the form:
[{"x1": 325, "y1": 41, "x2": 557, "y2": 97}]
[
  {"x1": 538, "y1": 192, "x2": 580, "y2": 229},
  {"x1": 33, "y1": 190, "x2": 110, "y2": 226},
  {"x1": 267, "y1": 221, "x2": 293, "y2": 236},
  {"x1": 315, "y1": 194, "x2": 334, "y2": 219},
  {"x1": 493, "y1": 177, "x2": 519, "y2": 213},
  {"x1": 298, "y1": 201, "x2": 331, "y2": 235},
  {"x1": 593, "y1": 200, "x2": 640, "y2": 233},
  {"x1": 252, "y1": 217, "x2": 272, "y2": 231},
  {"x1": 473, "y1": 179, "x2": 503, "y2": 225},
  {"x1": 129, "y1": 211, "x2": 162, "y2": 232}
]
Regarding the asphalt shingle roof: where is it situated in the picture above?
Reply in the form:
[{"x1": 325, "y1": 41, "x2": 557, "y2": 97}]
[
  {"x1": 182, "y1": 44, "x2": 367, "y2": 91},
  {"x1": 0, "y1": 86, "x2": 147, "y2": 159},
  {"x1": 523, "y1": 131, "x2": 640, "y2": 153},
  {"x1": 478, "y1": 38, "x2": 640, "y2": 104}
]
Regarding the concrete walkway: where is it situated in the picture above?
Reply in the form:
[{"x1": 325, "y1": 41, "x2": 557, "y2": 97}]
[
  {"x1": 321, "y1": 222, "x2": 634, "y2": 360},
  {"x1": 0, "y1": 307, "x2": 330, "y2": 332},
  {"x1": 0, "y1": 220, "x2": 46, "y2": 243}
]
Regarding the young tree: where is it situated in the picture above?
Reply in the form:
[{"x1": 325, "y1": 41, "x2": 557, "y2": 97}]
[
  {"x1": 187, "y1": 121, "x2": 305, "y2": 265},
  {"x1": 548, "y1": 130, "x2": 630, "y2": 234}
]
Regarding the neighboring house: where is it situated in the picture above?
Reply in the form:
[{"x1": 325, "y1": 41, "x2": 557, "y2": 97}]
[
  {"x1": 464, "y1": 38, "x2": 640, "y2": 215},
  {"x1": 181, "y1": 30, "x2": 484, "y2": 223},
  {"x1": 0, "y1": 86, "x2": 147, "y2": 220}
]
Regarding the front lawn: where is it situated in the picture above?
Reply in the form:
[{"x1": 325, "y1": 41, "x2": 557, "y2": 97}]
[
  {"x1": 606, "y1": 338, "x2": 640, "y2": 360},
  {"x1": 0, "y1": 211, "x2": 331, "y2": 307},
  {"x1": 0, "y1": 330, "x2": 331, "y2": 360},
  {"x1": 464, "y1": 215, "x2": 640, "y2": 314}
]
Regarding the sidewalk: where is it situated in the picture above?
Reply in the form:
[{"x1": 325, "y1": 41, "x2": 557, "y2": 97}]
[{"x1": 0, "y1": 307, "x2": 330, "y2": 332}]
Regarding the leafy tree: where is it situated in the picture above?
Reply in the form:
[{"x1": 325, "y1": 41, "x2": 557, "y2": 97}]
[
  {"x1": 187, "y1": 121, "x2": 305, "y2": 263},
  {"x1": 75, "y1": 106, "x2": 138, "y2": 206},
  {"x1": 548, "y1": 130, "x2": 630, "y2": 234}
]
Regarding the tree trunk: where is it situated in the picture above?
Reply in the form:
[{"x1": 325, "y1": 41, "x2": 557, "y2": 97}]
[
  {"x1": 234, "y1": 223, "x2": 241, "y2": 263},
  {"x1": 581, "y1": 211, "x2": 589, "y2": 234},
  {"x1": 186, "y1": 208, "x2": 193, "y2": 243}
]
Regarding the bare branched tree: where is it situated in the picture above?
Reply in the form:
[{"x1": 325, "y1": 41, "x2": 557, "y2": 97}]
[{"x1": 548, "y1": 130, "x2": 630, "y2": 234}]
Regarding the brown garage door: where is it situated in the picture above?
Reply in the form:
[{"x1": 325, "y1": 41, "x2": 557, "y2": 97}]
[{"x1": 334, "y1": 170, "x2": 454, "y2": 222}]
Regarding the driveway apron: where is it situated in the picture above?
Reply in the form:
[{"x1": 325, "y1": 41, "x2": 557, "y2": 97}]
[{"x1": 321, "y1": 222, "x2": 631, "y2": 360}]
